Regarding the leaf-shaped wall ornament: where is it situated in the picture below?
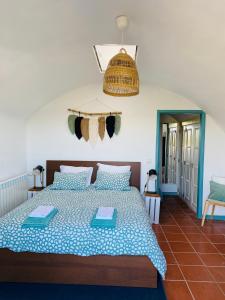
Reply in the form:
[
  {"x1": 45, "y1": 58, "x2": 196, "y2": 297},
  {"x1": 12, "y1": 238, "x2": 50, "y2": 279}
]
[
  {"x1": 89, "y1": 118, "x2": 99, "y2": 147},
  {"x1": 98, "y1": 116, "x2": 105, "y2": 140},
  {"x1": 68, "y1": 114, "x2": 77, "y2": 134},
  {"x1": 106, "y1": 115, "x2": 115, "y2": 138},
  {"x1": 74, "y1": 116, "x2": 83, "y2": 139},
  {"x1": 81, "y1": 118, "x2": 90, "y2": 141},
  {"x1": 114, "y1": 115, "x2": 121, "y2": 135}
]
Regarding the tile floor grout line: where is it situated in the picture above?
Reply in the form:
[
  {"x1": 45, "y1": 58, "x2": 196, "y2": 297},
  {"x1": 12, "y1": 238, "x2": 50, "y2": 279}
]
[
  {"x1": 164, "y1": 279, "x2": 225, "y2": 283},
  {"x1": 167, "y1": 210, "x2": 199, "y2": 300},
  {"x1": 184, "y1": 225, "x2": 225, "y2": 296},
  {"x1": 165, "y1": 199, "x2": 225, "y2": 297},
  {"x1": 161, "y1": 215, "x2": 196, "y2": 300},
  {"x1": 172, "y1": 211, "x2": 219, "y2": 284},
  {"x1": 160, "y1": 197, "x2": 225, "y2": 297},
  {"x1": 206, "y1": 266, "x2": 225, "y2": 294},
  {"x1": 160, "y1": 250, "x2": 223, "y2": 254}
]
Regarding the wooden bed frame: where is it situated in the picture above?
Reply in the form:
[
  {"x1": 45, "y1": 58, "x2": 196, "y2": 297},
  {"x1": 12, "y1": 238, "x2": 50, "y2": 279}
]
[{"x1": 0, "y1": 160, "x2": 157, "y2": 288}]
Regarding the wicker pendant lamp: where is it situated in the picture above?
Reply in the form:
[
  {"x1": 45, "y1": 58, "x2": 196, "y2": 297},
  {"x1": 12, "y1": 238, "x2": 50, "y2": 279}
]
[{"x1": 103, "y1": 48, "x2": 139, "y2": 97}]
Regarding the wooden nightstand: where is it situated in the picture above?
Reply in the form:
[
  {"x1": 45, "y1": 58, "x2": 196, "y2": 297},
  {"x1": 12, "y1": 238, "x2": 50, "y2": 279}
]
[
  {"x1": 28, "y1": 187, "x2": 45, "y2": 199},
  {"x1": 144, "y1": 192, "x2": 161, "y2": 224}
]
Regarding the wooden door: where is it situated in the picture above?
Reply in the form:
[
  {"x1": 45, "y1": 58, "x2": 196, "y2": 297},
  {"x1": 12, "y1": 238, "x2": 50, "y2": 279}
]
[
  {"x1": 182, "y1": 125, "x2": 193, "y2": 203},
  {"x1": 191, "y1": 124, "x2": 200, "y2": 210},
  {"x1": 181, "y1": 123, "x2": 200, "y2": 211},
  {"x1": 167, "y1": 125, "x2": 177, "y2": 184}
]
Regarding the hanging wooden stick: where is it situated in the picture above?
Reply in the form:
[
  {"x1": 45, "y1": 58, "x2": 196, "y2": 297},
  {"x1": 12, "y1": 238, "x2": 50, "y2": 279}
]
[{"x1": 68, "y1": 108, "x2": 122, "y2": 116}]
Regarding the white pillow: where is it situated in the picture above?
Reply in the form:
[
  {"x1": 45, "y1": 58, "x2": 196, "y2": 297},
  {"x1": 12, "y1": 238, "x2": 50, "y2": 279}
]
[
  {"x1": 60, "y1": 165, "x2": 93, "y2": 186},
  {"x1": 97, "y1": 163, "x2": 131, "y2": 173}
]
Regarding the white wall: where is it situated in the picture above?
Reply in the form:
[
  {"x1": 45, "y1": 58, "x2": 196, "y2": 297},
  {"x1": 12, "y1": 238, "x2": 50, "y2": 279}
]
[
  {"x1": 203, "y1": 117, "x2": 225, "y2": 216},
  {"x1": 27, "y1": 83, "x2": 225, "y2": 216},
  {"x1": 0, "y1": 113, "x2": 26, "y2": 181}
]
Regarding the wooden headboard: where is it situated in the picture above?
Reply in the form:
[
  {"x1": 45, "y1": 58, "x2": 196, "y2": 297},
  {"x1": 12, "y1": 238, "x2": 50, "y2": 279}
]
[{"x1": 46, "y1": 160, "x2": 141, "y2": 190}]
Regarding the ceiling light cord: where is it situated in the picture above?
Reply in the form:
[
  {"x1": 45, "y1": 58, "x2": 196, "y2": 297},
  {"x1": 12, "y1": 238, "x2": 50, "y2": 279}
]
[
  {"x1": 116, "y1": 15, "x2": 128, "y2": 45},
  {"x1": 121, "y1": 30, "x2": 125, "y2": 45}
]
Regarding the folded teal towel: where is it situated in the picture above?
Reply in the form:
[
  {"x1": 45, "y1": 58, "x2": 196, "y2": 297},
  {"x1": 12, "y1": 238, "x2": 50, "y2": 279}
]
[
  {"x1": 91, "y1": 209, "x2": 117, "y2": 228},
  {"x1": 22, "y1": 208, "x2": 58, "y2": 229}
]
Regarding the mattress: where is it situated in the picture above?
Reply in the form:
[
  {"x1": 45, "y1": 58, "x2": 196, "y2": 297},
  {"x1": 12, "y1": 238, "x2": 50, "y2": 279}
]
[{"x1": 0, "y1": 186, "x2": 166, "y2": 278}]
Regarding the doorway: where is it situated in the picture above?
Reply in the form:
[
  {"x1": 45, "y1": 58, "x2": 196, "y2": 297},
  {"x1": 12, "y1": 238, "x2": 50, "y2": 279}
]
[{"x1": 156, "y1": 110, "x2": 206, "y2": 218}]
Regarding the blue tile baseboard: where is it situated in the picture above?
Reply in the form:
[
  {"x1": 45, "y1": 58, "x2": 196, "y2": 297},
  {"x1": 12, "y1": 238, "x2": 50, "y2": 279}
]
[
  {"x1": 161, "y1": 192, "x2": 178, "y2": 196},
  {"x1": 205, "y1": 214, "x2": 225, "y2": 221}
]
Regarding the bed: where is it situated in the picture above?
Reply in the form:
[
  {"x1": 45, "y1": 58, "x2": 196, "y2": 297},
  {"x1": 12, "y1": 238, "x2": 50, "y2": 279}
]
[{"x1": 0, "y1": 160, "x2": 166, "y2": 288}]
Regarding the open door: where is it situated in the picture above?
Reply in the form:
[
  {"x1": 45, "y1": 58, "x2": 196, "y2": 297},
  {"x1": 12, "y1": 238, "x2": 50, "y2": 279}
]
[
  {"x1": 192, "y1": 124, "x2": 200, "y2": 210},
  {"x1": 157, "y1": 110, "x2": 205, "y2": 218},
  {"x1": 181, "y1": 123, "x2": 200, "y2": 211},
  {"x1": 167, "y1": 124, "x2": 177, "y2": 184}
]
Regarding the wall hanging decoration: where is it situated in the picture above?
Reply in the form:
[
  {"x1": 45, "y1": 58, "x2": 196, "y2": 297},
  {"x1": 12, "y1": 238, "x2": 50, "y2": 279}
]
[
  {"x1": 68, "y1": 114, "x2": 77, "y2": 134},
  {"x1": 89, "y1": 118, "x2": 99, "y2": 147},
  {"x1": 114, "y1": 115, "x2": 121, "y2": 135},
  {"x1": 106, "y1": 115, "x2": 115, "y2": 138},
  {"x1": 74, "y1": 116, "x2": 83, "y2": 140},
  {"x1": 98, "y1": 117, "x2": 105, "y2": 140},
  {"x1": 81, "y1": 118, "x2": 89, "y2": 141},
  {"x1": 67, "y1": 99, "x2": 122, "y2": 145}
]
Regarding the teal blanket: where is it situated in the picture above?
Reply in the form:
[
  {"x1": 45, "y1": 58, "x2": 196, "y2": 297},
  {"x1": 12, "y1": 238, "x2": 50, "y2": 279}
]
[
  {"x1": 91, "y1": 209, "x2": 117, "y2": 228},
  {"x1": 0, "y1": 186, "x2": 166, "y2": 278},
  {"x1": 22, "y1": 208, "x2": 58, "y2": 229}
]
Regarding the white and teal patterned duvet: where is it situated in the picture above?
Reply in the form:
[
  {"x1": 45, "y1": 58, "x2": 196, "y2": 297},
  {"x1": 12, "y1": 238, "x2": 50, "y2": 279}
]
[{"x1": 0, "y1": 186, "x2": 166, "y2": 278}]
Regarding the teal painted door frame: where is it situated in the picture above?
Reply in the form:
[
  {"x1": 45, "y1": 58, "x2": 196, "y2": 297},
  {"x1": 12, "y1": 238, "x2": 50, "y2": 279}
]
[{"x1": 156, "y1": 110, "x2": 206, "y2": 219}]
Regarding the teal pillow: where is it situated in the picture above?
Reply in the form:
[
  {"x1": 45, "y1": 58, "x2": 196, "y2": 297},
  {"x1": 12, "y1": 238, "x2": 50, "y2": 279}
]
[
  {"x1": 209, "y1": 180, "x2": 225, "y2": 202},
  {"x1": 50, "y1": 171, "x2": 88, "y2": 190},
  {"x1": 95, "y1": 171, "x2": 131, "y2": 191}
]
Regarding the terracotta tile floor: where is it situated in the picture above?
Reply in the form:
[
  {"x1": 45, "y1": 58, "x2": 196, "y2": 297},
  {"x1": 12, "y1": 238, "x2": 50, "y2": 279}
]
[{"x1": 152, "y1": 196, "x2": 225, "y2": 300}]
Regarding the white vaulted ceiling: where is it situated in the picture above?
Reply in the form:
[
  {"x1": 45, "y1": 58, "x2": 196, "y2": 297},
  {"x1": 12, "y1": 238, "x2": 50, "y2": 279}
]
[{"x1": 1, "y1": 0, "x2": 225, "y2": 127}]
